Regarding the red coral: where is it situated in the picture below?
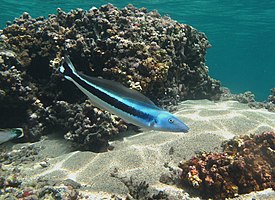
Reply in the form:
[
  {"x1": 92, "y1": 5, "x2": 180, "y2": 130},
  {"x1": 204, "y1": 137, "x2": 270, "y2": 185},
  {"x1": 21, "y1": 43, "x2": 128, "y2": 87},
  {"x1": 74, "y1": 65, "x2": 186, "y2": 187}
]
[{"x1": 178, "y1": 131, "x2": 275, "y2": 199}]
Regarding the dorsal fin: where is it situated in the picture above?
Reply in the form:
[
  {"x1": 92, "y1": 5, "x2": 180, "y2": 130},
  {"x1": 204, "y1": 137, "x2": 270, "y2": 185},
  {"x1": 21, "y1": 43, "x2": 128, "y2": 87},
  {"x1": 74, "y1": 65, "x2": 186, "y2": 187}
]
[{"x1": 78, "y1": 72, "x2": 158, "y2": 107}]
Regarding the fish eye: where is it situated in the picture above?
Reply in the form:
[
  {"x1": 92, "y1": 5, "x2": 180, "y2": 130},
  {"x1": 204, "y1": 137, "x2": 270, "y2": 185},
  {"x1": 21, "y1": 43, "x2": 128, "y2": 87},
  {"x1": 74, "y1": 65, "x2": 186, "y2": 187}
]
[{"x1": 168, "y1": 118, "x2": 174, "y2": 124}]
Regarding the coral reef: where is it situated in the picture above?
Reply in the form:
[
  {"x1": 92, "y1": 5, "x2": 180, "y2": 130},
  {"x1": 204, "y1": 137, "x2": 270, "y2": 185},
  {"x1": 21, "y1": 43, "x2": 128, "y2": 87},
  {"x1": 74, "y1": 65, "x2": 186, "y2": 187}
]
[
  {"x1": 219, "y1": 87, "x2": 256, "y2": 103},
  {"x1": 52, "y1": 100, "x2": 128, "y2": 151},
  {"x1": 178, "y1": 131, "x2": 275, "y2": 199},
  {"x1": 220, "y1": 87, "x2": 275, "y2": 112},
  {"x1": 0, "y1": 4, "x2": 221, "y2": 149}
]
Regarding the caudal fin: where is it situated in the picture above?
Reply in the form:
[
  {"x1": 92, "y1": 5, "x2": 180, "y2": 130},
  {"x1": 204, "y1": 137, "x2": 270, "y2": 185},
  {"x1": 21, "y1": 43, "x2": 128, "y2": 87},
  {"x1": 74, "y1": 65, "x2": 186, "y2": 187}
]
[
  {"x1": 13, "y1": 128, "x2": 24, "y2": 138},
  {"x1": 59, "y1": 55, "x2": 76, "y2": 78}
]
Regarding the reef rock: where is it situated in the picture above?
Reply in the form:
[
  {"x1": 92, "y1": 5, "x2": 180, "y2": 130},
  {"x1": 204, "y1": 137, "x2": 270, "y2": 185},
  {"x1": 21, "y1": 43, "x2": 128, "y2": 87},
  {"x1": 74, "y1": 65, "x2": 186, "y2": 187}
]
[
  {"x1": 268, "y1": 88, "x2": 275, "y2": 104},
  {"x1": 220, "y1": 87, "x2": 275, "y2": 113},
  {"x1": 0, "y1": 4, "x2": 221, "y2": 149},
  {"x1": 178, "y1": 131, "x2": 275, "y2": 199}
]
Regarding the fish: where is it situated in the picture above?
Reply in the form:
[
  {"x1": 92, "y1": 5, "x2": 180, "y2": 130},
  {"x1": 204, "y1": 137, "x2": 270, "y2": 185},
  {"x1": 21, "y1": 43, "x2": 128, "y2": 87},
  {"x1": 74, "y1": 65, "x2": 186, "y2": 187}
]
[
  {"x1": 59, "y1": 56, "x2": 189, "y2": 132},
  {"x1": 0, "y1": 128, "x2": 24, "y2": 144}
]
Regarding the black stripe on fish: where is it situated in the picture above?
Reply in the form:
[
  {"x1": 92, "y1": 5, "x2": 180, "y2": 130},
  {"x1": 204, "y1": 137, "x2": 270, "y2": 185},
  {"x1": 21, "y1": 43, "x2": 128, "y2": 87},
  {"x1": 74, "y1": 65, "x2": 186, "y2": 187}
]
[{"x1": 70, "y1": 72, "x2": 154, "y2": 121}]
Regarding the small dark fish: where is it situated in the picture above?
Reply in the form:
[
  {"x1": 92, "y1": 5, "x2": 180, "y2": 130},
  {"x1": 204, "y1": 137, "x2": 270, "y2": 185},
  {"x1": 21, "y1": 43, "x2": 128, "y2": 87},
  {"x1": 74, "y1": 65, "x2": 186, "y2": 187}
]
[
  {"x1": 0, "y1": 128, "x2": 24, "y2": 144},
  {"x1": 60, "y1": 56, "x2": 189, "y2": 132}
]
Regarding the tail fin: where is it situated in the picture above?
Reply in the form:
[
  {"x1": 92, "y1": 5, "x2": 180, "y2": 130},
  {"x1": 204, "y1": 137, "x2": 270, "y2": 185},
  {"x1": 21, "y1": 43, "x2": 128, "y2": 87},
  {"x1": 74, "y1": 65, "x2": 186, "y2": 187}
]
[
  {"x1": 13, "y1": 128, "x2": 24, "y2": 138},
  {"x1": 59, "y1": 55, "x2": 76, "y2": 79}
]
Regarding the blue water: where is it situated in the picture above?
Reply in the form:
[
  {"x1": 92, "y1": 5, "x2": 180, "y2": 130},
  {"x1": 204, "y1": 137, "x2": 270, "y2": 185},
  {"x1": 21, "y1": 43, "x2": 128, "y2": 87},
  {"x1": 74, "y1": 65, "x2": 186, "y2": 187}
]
[{"x1": 1, "y1": 0, "x2": 275, "y2": 100}]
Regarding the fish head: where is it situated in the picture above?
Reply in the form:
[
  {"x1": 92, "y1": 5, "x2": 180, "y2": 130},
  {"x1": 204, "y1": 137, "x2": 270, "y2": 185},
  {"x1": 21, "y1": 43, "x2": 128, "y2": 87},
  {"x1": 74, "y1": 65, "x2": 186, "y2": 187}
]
[{"x1": 151, "y1": 111, "x2": 189, "y2": 133}]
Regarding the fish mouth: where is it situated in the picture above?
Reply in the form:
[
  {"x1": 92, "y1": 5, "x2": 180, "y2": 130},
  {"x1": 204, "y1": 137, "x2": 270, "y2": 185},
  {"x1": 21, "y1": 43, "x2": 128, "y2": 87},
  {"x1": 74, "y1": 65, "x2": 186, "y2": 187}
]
[
  {"x1": 181, "y1": 124, "x2": 189, "y2": 133},
  {"x1": 182, "y1": 128, "x2": 189, "y2": 133}
]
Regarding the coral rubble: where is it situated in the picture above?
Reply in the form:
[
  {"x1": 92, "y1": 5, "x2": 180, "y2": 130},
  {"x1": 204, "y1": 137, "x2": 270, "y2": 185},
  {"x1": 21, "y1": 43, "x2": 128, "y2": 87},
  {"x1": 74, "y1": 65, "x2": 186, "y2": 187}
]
[
  {"x1": 178, "y1": 131, "x2": 275, "y2": 199},
  {"x1": 0, "y1": 4, "x2": 221, "y2": 149},
  {"x1": 0, "y1": 164, "x2": 22, "y2": 196},
  {"x1": 0, "y1": 141, "x2": 82, "y2": 199},
  {"x1": 111, "y1": 170, "x2": 169, "y2": 200}
]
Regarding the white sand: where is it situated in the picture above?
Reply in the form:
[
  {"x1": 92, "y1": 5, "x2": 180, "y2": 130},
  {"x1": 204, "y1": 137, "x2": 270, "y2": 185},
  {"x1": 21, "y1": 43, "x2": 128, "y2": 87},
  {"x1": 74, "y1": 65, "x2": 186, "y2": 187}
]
[{"x1": 12, "y1": 100, "x2": 275, "y2": 199}]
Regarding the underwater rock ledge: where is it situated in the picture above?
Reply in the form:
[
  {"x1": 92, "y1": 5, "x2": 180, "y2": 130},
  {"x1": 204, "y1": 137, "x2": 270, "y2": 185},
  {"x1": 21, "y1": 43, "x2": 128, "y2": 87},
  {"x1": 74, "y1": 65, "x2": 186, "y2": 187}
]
[{"x1": 0, "y1": 4, "x2": 221, "y2": 150}]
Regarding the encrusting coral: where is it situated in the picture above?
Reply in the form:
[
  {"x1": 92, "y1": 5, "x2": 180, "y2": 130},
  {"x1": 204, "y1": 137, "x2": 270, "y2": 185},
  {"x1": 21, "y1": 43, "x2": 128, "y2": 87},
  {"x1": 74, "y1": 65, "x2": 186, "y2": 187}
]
[
  {"x1": 178, "y1": 131, "x2": 275, "y2": 199},
  {"x1": 0, "y1": 4, "x2": 221, "y2": 150}
]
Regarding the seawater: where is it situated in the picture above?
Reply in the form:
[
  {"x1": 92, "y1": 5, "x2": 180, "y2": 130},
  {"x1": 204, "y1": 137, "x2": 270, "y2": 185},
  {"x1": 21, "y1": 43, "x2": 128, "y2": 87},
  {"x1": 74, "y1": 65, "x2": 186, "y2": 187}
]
[{"x1": 1, "y1": 0, "x2": 274, "y2": 100}]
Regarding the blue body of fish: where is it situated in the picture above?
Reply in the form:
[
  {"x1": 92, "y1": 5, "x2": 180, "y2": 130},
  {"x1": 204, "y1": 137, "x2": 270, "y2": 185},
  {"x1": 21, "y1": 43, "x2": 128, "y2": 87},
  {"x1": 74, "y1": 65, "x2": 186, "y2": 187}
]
[{"x1": 60, "y1": 56, "x2": 189, "y2": 132}]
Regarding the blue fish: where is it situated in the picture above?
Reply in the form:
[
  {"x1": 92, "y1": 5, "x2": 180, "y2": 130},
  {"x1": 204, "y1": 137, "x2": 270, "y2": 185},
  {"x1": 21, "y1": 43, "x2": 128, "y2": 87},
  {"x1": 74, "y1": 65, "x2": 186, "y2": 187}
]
[{"x1": 60, "y1": 56, "x2": 189, "y2": 132}]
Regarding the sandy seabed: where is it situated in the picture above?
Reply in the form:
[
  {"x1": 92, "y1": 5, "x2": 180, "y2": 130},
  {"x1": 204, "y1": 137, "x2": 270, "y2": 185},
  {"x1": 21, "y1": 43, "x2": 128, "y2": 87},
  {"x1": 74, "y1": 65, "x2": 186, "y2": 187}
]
[{"x1": 2, "y1": 100, "x2": 275, "y2": 199}]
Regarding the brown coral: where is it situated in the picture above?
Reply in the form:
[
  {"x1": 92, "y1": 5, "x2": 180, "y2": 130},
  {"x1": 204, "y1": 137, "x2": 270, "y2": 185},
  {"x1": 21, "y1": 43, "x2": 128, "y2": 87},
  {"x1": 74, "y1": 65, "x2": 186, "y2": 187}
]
[{"x1": 178, "y1": 131, "x2": 275, "y2": 199}]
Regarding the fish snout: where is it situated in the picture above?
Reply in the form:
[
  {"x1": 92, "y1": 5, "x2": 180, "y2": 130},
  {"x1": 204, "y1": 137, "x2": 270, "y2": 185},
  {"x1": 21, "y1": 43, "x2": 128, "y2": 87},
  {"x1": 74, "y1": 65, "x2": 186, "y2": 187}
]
[{"x1": 180, "y1": 123, "x2": 189, "y2": 133}]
